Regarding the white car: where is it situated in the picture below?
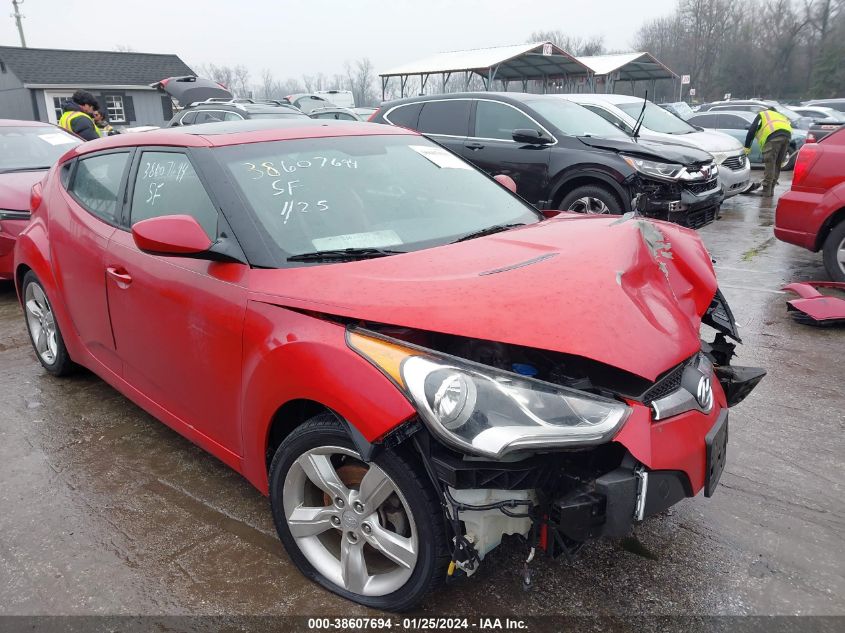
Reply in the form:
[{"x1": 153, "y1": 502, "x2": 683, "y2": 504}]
[{"x1": 558, "y1": 94, "x2": 751, "y2": 198}]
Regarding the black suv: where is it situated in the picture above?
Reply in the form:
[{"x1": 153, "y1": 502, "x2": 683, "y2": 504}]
[
  {"x1": 371, "y1": 93, "x2": 723, "y2": 228},
  {"x1": 168, "y1": 100, "x2": 308, "y2": 127}
]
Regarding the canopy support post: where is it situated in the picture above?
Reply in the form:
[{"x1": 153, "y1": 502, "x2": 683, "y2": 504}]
[
  {"x1": 420, "y1": 73, "x2": 429, "y2": 94},
  {"x1": 400, "y1": 75, "x2": 408, "y2": 98}
]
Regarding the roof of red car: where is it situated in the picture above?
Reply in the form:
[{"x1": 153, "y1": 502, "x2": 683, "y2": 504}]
[
  {"x1": 0, "y1": 118, "x2": 61, "y2": 127},
  {"x1": 67, "y1": 119, "x2": 416, "y2": 158}
]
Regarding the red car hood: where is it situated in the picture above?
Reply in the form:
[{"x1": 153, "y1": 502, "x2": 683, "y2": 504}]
[
  {"x1": 0, "y1": 170, "x2": 43, "y2": 211},
  {"x1": 249, "y1": 216, "x2": 718, "y2": 381}
]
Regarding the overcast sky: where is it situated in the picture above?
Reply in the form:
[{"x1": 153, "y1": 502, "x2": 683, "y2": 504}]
[{"x1": 2, "y1": 0, "x2": 677, "y2": 80}]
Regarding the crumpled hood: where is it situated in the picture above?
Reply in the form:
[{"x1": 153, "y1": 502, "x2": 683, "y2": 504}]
[
  {"x1": 249, "y1": 216, "x2": 718, "y2": 381},
  {"x1": 577, "y1": 135, "x2": 714, "y2": 167},
  {"x1": 0, "y1": 170, "x2": 44, "y2": 211}
]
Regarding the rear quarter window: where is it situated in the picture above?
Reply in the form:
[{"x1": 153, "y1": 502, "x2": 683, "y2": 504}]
[
  {"x1": 417, "y1": 100, "x2": 471, "y2": 136},
  {"x1": 385, "y1": 103, "x2": 423, "y2": 129}
]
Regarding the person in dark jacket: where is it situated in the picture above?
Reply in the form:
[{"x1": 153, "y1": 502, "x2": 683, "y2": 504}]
[{"x1": 58, "y1": 90, "x2": 100, "y2": 141}]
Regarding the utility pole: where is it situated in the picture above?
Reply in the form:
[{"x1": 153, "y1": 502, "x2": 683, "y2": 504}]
[{"x1": 11, "y1": 0, "x2": 27, "y2": 48}]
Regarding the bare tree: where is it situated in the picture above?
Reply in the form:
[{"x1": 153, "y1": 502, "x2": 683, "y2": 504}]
[
  {"x1": 345, "y1": 58, "x2": 376, "y2": 106},
  {"x1": 528, "y1": 30, "x2": 606, "y2": 56},
  {"x1": 232, "y1": 64, "x2": 251, "y2": 98}
]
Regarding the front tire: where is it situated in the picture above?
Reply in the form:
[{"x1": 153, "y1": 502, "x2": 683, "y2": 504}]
[
  {"x1": 269, "y1": 413, "x2": 449, "y2": 610},
  {"x1": 22, "y1": 271, "x2": 75, "y2": 376},
  {"x1": 558, "y1": 184, "x2": 624, "y2": 215},
  {"x1": 822, "y1": 221, "x2": 845, "y2": 282}
]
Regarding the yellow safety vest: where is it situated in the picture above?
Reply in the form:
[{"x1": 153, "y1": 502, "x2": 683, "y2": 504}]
[
  {"x1": 58, "y1": 110, "x2": 95, "y2": 136},
  {"x1": 755, "y1": 109, "x2": 792, "y2": 148}
]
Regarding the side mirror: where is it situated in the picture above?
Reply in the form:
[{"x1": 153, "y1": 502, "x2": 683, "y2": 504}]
[
  {"x1": 512, "y1": 128, "x2": 553, "y2": 145},
  {"x1": 493, "y1": 174, "x2": 517, "y2": 193},
  {"x1": 132, "y1": 214, "x2": 213, "y2": 256}
]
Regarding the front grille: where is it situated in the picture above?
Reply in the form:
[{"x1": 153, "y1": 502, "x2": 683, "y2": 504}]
[
  {"x1": 684, "y1": 178, "x2": 720, "y2": 195},
  {"x1": 641, "y1": 361, "x2": 687, "y2": 405},
  {"x1": 721, "y1": 155, "x2": 746, "y2": 171},
  {"x1": 677, "y1": 205, "x2": 718, "y2": 229}
]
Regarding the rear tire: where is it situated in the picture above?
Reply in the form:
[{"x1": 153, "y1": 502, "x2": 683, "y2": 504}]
[
  {"x1": 781, "y1": 148, "x2": 796, "y2": 171},
  {"x1": 822, "y1": 221, "x2": 845, "y2": 282},
  {"x1": 558, "y1": 184, "x2": 624, "y2": 215},
  {"x1": 21, "y1": 271, "x2": 75, "y2": 376},
  {"x1": 269, "y1": 413, "x2": 449, "y2": 611}
]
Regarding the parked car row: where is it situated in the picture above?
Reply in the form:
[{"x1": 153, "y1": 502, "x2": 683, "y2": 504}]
[{"x1": 371, "y1": 92, "x2": 724, "y2": 228}]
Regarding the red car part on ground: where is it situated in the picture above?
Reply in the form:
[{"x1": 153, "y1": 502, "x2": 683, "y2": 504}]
[
  {"x1": 775, "y1": 127, "x2": 845, "y2": 281},
  {"x1": 12, "y1": 120, "x2": 764, "y2": 610}
]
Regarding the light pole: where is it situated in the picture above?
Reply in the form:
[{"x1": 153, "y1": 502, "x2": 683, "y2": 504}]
[{"x1": 11, "y1": 0, "x2": 26, "y2": 48}]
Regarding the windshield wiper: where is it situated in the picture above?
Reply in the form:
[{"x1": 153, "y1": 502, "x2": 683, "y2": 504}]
[
  {"x1": 452, "y1": 223, "x2": 527, "y2": 243},
  {"x1": 287, "y1": 247, "x2": 406, "y2": 262}
]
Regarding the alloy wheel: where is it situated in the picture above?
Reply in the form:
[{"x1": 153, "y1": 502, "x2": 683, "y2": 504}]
[
  {"x1": 568, "y1": 196, "x2": 610, "y2": 214},
  {"x1": 282, "y1": 446, "x2": 418, "y2": 597},
  {"x1": 837, "y1": 236, "x2": 845, "y2": 277},
  {"x1": 25, "y1": 282, "x2": 58, "y2": 365}
]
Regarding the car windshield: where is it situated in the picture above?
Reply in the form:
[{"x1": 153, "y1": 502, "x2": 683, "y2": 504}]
[
  {"x1": 216, "y1": 135, "x2": 541, "y2": 264},
  {"x1": 0, "y1": 126, "x2": 80, "y2": 171},
  {"x1": 524, "y1": 99, "x2": 628, "y2": 138},
  {"x1": 617, "y1": 101, "x2": 697, "y2": 134}
]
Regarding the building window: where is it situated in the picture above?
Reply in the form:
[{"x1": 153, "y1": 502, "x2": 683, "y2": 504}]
[
  {"x1": 105, "y1": 95, "x2": 126, "y2": 123},
  {"x1": 52, "y1": 96, "x2": 64, "y2": 121}
]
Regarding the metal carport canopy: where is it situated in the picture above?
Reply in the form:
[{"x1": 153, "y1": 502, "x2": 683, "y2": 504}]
[
  {"x1": 575, "y1": 52, "x2": 678, "y2": 81},
  {"x1": 379, "y1": 42, "x2": 593, "y2": 96}
]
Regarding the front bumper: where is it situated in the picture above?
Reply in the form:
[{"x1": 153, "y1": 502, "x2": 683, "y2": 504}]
[
  {"x1": 637, "y1": 176, "x2": 724, "y2": 229},
  {"x1": 548, "y1": 408, "x2": 728, "y2": 545},
  {"x1": 717, "y1": 155, "x2": 751, "y2": 197}
]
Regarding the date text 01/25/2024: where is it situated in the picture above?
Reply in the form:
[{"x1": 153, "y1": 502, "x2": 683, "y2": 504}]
[{"x1": 306, "y1": 617, "x2": 528, "y2": 630}]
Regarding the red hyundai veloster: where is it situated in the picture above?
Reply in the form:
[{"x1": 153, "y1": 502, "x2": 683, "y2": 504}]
[{"x1": 14, "y1": 119, "x2": 764, "y2": 610}]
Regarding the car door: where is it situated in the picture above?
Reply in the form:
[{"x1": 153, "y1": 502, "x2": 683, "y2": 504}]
[
  {"x1": 104, "y1": 148, "x2": 249, "y2": 455},
  {"x1": 461, "y1": 99, "x2": 552, "y2": 205},
  {"x1": 415, "y1": 99, "x2": 471, "y2": 157},
  {"x1": 51, "y1": 150, "x2": 133, "y2": 375}
]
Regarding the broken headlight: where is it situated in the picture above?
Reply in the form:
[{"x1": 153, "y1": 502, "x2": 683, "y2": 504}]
[
  {"x1": 622, "y1": 155, "x2": 685, "y2": 181},
  {"x1": 348, "y1": 330, "x2": 631, "y2": 459}
]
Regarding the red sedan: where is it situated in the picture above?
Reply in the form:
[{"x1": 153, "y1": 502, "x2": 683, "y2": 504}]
[
  {"x1": 14, "y1": 119, "x2": 764, "y2": 610},
  {"x1": 0, "y1": 120, "x2": 80, "y2": 280},
  {"x1": 775, "y1": 127, "x2": 845, "y2": 281}
]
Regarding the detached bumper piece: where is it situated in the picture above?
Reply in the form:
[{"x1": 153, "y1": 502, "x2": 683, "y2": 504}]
[
  {"x1": 783, "y1": 281, "x2": 845, "y2": 326},
  {"x1": 714, "y1": 365, "x2": 766, "y2": 407}
]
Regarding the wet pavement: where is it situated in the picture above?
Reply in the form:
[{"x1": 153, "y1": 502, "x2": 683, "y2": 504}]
[{"x1": 0, "y1": 182, "x2": 843, "y2": 619}]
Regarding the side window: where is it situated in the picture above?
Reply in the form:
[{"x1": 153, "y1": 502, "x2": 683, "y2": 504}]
[
  {"x1": 69, "y1": 152, "x2": 130, "y2": 223},
  {"x1": 194, "y1": 110, "x2": 230, "y2": 124},
  {"x1": 223, "y1": 112, "x2": 243, "y2": 121},
  {"x1": 720, "y1": 115, "x2": 747, "y2": 130},
  {"x1": 131, "y1": 151, "x2": 218, "y2": 239},
  {"x1": 581, "y1": 105, "x2": 633, "y2": 134},
  {"x1": 417, "y1": 100, "x2": 471, "y2": 136},
  {"x1": 385, "y1": 103, "x2": 422, "y2": 129},
  {"x1": 688, "y1": 115, "x2": 713, "y2": 128},
  {"x1": 474, "y1": 101, "x2": 536, "y2": 140},
  {"x1": 179, "y1": 111, "x2": 197, "y2": 125}
]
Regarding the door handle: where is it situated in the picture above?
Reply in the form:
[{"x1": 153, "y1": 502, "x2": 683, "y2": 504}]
[
  {"x1": 106, "y1": 266, "x2": 133, "y2": 287},
  {"x1": 465, "y1": 142, "x2": 485, "y2": 150}
]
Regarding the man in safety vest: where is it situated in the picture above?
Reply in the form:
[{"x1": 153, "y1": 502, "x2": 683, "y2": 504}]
[
  {"x1": 58, "y1": 91, "x2": 100, "y2": 141},
  {"x1": 743, "y1": 106, "x2": 792, "y2": 197}
]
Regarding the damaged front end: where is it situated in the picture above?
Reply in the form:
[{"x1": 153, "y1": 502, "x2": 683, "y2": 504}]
[{"x1": 341, "y1": 220, "x2": 764, "y2": 580}]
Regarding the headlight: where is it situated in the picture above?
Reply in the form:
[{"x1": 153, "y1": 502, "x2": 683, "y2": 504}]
[
  {"x1": 348, "y1": 330, "x2": 631, "y2": 459},
  {"x1": 622, "y1": 155, "x2": 685, "y2": 180}
]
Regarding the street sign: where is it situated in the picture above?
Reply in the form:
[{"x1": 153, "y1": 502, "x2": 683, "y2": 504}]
[
  {"x1": 681, "y1": 75, "x2": 691, "y2": 85},
  {"x1": 724, "y1": 92, "x2": 731, "y2": 100},
  {"x1": 542, "y1": 43, "x2": 553, "y2": 56},
  {"x1": 689, "y1": 88, "x2": 696, "y2": 96}
]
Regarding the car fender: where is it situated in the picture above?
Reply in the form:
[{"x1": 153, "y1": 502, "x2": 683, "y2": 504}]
[
  {"x1": 240, "y1": 300, "x2": 416, "y2": 493},
  {"x1": 548, "y1": 166, "x2": 632, "y2": 212},
  {"x1": 814, "y1": 183, "x2": 845, "y2": 250},
  {"x1": 13, "y1": 216, "x2": 86, "y2": 363}
]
